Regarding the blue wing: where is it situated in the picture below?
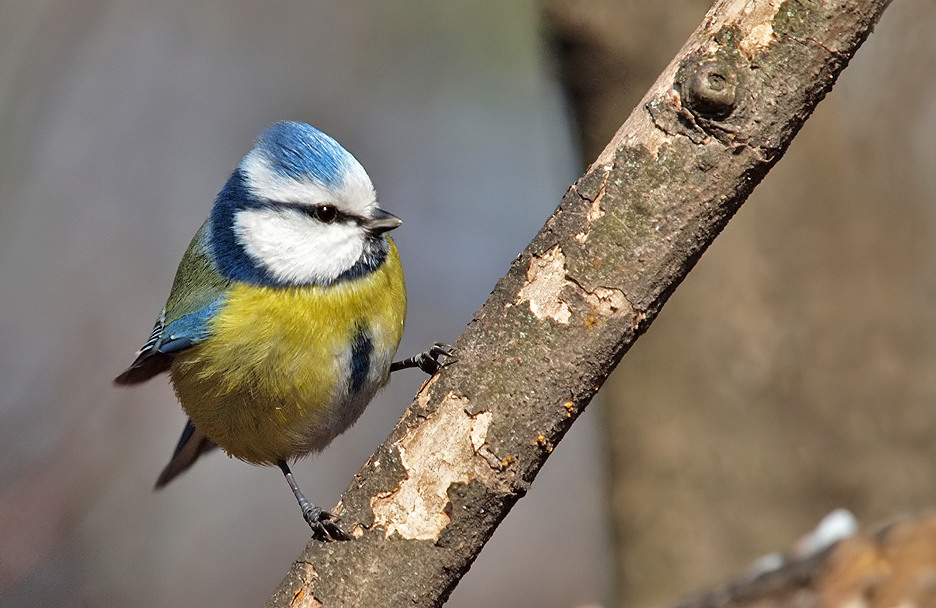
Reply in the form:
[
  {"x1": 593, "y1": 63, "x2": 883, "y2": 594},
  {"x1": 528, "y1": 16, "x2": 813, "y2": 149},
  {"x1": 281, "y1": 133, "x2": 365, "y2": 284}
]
[{"x1": 114, "y1": 298, "x2": 224, "y2": 384}]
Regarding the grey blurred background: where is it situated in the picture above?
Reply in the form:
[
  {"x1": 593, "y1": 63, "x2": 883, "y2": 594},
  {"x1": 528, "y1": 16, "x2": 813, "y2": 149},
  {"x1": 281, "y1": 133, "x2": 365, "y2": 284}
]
[
  {"x1": 0, "y1": 2, "x2": 603, "y2": 607},
  {"x1": 0, "y1": 1, "x2": 933, "y2": 607}
]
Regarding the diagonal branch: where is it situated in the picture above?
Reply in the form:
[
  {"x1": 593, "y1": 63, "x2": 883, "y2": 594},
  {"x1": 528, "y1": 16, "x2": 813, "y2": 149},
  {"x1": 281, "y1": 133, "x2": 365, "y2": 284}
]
[{"x1": 265, "y1": 1, "x2": 893, "y2": 605}]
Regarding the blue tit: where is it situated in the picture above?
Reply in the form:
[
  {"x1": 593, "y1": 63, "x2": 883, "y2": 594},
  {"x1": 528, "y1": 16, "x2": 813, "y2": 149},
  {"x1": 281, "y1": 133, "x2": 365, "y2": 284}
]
[{"x1": 116, "y1": 121, "x2": 450, "y2": 541}]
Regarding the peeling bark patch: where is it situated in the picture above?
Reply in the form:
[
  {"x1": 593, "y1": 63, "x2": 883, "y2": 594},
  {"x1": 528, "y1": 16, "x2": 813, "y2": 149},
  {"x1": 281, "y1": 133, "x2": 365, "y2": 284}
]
[
  {"x1": 370, "y1": 394, "x2": 493, "y2": 541},
  {"x1": 582, "y1": 286, "x2": 629, "y2": 316},
  {"x1": 586, "y1": 189, "x2": 606, "y2": 223},
  {"x1": 704, "y1": 0, "x2": 784, "y2": 38},
  {"x1": 574, "y1": 166, "x2": 610, "y2": 244},
  {"x1": 740, "y1": 21, "x2": 776, "y2": 55},
  {"x1": 566, "y1": 274, "x2": 632, "y2": 319},
  {"x1": 515, "y1": 246, "x2": 572, "y2": 323},
  {"x1": 288, "y1": 562, "x2": 322, "y2": 608}
]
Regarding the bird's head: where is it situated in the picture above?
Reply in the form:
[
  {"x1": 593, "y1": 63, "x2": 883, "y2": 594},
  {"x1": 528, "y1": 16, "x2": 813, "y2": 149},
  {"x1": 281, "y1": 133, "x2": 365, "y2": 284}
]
[{"x1": 210, "y1": 121, "x2": 400, "y2": 286}]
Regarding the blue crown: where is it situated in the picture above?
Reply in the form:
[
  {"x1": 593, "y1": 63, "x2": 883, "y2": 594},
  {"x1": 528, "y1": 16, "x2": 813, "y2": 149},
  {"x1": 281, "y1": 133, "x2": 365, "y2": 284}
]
[{"x1": 252, "y1": 121, "x2": 352, "y2": 189}]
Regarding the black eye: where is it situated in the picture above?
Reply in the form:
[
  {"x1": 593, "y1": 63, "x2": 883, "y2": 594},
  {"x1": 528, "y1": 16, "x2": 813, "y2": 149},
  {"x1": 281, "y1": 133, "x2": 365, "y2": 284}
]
[{"x1": 311, "y1": 204, "x2": 338, "y2": 223}]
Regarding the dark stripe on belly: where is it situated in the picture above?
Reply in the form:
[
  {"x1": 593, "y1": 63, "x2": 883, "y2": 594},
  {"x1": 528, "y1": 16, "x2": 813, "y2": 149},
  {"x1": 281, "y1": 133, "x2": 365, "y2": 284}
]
[{"x1": 350, "y1": 327, "x2": 373, "y2": 394}]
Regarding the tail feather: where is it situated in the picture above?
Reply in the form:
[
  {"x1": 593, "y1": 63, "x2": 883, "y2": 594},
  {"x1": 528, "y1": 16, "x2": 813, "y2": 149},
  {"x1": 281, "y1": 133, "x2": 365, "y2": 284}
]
[
  {"x1": 155, "y1": 419, "x2": 218, "y2": 488},
  {"x1": 113, "y1": 352, "x2": 172, "y2": 385}
]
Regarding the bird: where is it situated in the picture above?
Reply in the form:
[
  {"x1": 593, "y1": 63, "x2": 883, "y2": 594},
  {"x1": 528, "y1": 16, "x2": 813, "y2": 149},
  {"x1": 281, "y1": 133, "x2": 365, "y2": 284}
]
[{"x1": 115, "y1": 121, "x2": 451, "y2": 541}]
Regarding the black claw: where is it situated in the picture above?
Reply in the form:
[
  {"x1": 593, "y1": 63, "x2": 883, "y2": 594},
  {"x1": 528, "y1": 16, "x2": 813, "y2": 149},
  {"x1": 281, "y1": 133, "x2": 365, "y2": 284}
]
[
  {"x1": 390, "y1": 342, "x2": 456, "y2": 375},
  {"x1": 304, "y1": 507, "x2": 351, "y2": 542}
]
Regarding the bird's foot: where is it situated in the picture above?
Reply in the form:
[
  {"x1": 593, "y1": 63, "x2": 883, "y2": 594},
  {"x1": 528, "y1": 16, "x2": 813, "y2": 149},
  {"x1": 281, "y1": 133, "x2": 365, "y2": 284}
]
[
  {"x1": 302, "y1": 505, "x2": 351, "y2": 542},
  {"x1": 390, "y1": 342, "x2": 456, "y2": 375}
]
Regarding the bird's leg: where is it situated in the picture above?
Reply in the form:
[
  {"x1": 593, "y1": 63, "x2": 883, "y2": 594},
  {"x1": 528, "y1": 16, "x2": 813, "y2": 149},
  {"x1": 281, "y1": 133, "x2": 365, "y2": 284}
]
[
  {"x1": 277, "y1": 460, "x2": 349, "y2": 541},
  {"x1": 390, "y1": 342, "x2": 455, "y2": 375}
]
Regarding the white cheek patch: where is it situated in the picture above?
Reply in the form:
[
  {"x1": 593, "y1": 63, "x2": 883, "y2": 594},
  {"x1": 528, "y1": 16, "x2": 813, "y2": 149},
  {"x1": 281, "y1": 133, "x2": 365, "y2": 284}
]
[{"x1": 233, "y1": 207, "x2": 366, "y2": 285}]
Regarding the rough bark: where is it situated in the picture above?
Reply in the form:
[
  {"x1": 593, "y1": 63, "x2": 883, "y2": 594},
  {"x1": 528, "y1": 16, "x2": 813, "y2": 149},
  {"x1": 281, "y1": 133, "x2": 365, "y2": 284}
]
[{"x1": 265, "y1": 1, "x2": 893, "y2": 606}]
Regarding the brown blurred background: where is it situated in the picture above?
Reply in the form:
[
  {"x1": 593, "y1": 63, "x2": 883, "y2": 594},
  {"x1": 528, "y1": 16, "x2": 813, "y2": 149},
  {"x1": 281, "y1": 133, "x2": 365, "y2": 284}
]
[
  {"x1": 545, "y1": 1, "x2": 936, "y2": 607},
  {"x1": 0, "y1": 2, "x2": 933, "y2": 607}
]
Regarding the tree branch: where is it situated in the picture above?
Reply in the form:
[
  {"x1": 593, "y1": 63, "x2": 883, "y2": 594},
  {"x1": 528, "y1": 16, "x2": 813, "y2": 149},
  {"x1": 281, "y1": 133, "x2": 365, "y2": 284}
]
[
  {"x1": 265, "y1": 1, "x2": 893, "y2": 605},
  {"x1": 675, "y1": 512, "x2": 936, "y2": 608}
]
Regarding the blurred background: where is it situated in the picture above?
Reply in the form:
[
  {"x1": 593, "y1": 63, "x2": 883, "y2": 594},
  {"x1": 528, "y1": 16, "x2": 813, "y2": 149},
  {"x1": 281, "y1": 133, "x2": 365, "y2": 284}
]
[{"x1": 0, "y1": 1, "x2": 933, "y2": 607}]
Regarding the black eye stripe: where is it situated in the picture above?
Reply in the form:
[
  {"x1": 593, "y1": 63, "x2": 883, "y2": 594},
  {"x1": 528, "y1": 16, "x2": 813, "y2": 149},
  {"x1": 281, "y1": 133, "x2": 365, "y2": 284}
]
[{"x1": 273, "y1": 202, "x2": 353, "y2": 224}]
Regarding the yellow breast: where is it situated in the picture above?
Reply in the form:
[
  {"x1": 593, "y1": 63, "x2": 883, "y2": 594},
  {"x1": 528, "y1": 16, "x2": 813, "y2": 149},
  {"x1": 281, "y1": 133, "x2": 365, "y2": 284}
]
[{"x1": 169, "y1": 240, "x2": 406, "y2": 465}]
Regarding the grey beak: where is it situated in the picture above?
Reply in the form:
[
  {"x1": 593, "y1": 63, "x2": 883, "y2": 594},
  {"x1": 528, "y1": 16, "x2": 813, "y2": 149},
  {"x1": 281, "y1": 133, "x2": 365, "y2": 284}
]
[{"x1": 366, "y1": 209, "x2": 403, "y2": 234}]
